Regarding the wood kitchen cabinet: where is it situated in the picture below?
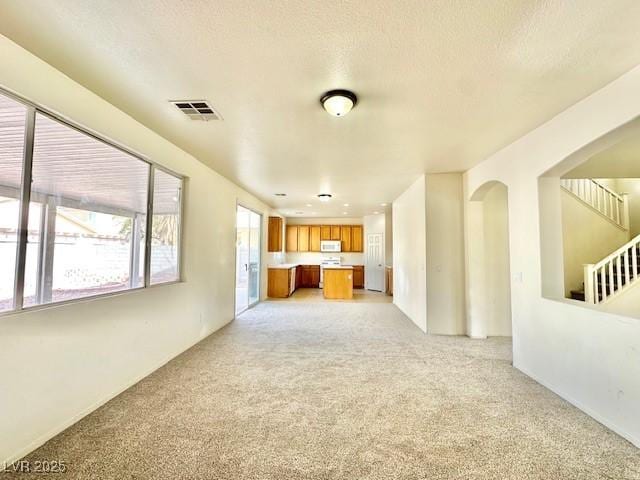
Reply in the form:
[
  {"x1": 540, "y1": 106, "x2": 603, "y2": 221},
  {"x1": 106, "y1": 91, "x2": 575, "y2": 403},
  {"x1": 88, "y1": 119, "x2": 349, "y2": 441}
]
[
  {"x1": 310, "y1": 225, "x2": 321, "y2": 252},
  {"x1": 268, "y1": 267, "x2": 296, "y2": 298},
  {"x1": 286, "y1": 225, "x2": 298, "y2": 252},
  {"x1": 351, "y1": 225, "x2": 363, "y2": 252},
  {"x1": 340, "y1": 225, "x2": 352, "y2": 252},
  {"x1": 323, "y1": 268, "x2": 353, "y2": 299},
  {"x1": 352, "y1": 265, "x2": 364, "y2": 289},
  {"x1": 300, "y1": 265, "x2": 320, "y2": 287},
  {"x1": 267, "y1": 216, "x2": 283, "y2": 252},
  {"x1": 286, "y1": 224, "x2": 363, "y2": 252},
  {"x1": 268, "y1": 265, "x2": 319, "y2": 298},
  {"x1": 295, "y1": 265, "x2": 302, "y2": 289},
  {"x1": 298, "y1": 225, "x2": 310, "y2": 252}
]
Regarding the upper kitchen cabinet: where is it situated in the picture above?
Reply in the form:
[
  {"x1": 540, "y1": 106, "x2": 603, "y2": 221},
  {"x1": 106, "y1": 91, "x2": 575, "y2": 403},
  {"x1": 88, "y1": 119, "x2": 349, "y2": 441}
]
[
  {"x1": 286, "y1": 225, "x2": 298, "y2": 252},
  {"x1": 351, "y1": 225, "x2": 363, "y2": 252},
  {"x1": 298, "y1": 225, "x2": 310, "y2": 252},
  {"x1": 267, "y1": 216, "x2": 283, "y2": 252},
  {"x1": 285, "y1": 223, "x2": 363, "y2": 252},
  {"x1": 310, "y1": 225, "x2": 321, "y2": 252},
  {"x1": 340, "y1": 226, "x2": 352, "y2": 252}
]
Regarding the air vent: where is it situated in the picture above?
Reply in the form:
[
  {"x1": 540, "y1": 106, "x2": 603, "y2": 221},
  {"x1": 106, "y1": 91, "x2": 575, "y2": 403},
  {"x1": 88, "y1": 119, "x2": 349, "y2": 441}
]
[{"x1": 170, "y1": 100, "x2": 222, "y2": 121}]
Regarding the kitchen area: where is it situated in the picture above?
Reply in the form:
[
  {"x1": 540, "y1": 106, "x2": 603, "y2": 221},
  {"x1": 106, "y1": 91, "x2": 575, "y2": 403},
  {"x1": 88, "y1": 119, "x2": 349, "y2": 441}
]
[{"x1": 266, "y1": 218, "x2": 371, "y2": 300}]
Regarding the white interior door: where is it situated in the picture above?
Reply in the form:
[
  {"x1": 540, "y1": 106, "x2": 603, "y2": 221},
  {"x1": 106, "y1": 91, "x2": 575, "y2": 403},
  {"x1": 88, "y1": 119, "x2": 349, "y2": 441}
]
[{"x1": 365, "y1": 233, "x2": 385, "y2": 291}]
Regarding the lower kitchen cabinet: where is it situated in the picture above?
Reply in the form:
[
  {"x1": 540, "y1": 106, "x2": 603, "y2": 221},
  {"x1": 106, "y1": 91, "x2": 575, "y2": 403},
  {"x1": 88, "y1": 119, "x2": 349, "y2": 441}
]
[
  {"x1": 300, "y1": 265, "x2": 320, "y2": 288},
  {"x1": 268, "y1": 267, "x2": 294, "y2": 298},
  {"x1": 352, "y1": 265, "x2": 364, "y2": 289},
  {"x1": 268, "y1": 265, "x2": 320, "y2": 298}
]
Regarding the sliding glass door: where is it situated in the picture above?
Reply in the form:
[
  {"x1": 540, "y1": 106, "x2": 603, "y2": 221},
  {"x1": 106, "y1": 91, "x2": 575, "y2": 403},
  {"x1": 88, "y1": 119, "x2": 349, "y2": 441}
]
[{"x1": 235, "y1": 205, "x2": 261, "y2": 315}]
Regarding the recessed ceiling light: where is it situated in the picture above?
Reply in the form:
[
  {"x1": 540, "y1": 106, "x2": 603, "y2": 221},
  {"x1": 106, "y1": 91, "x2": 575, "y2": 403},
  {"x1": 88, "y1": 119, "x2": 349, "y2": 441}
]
[
  {"x1": 274, "y1": 193, "x2": 287, "y2": 197},
  {"x1": 305, "y1": 203, "x2": 313, "y2": 207},
  {"x1": 295, "y1": 211, "x2": 304, "y2": 215},
  {"x1": 343, "y1": 203, "x2": 349, "y2": 207},
  {"x1": 320, "y1": 90, "x2": 357, "y2": 117},
  {"x1": 317, "y1": 193, "x2": 332, "y2": 202},
  {"x1": 311, "y1": 212, "x2": 317, "y2": 215},
  {"x1": 381, "y1": 203, "x2": 387, "y2": 206},
  {"x1": 374, "y1": 211, "x2": 379, "y2": 215},
  {"x1": 342, "y1": 212, "x2": 348, "y2": 215}
]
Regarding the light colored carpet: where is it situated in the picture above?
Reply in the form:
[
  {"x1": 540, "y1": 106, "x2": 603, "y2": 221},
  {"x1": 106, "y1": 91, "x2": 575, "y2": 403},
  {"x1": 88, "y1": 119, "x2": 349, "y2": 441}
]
[{"x1": 5, "y1": 300, "x2": 639, "y2": 479}]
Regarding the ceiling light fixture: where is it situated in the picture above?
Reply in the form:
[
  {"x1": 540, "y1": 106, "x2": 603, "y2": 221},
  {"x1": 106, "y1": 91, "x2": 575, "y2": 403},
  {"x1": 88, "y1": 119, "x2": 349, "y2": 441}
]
[
  {"x1": 317, "y1": 193, "x2": 332, "y2": 202},
  {"x1": 374, "y1": 211, "x2": 379, "y2": 215},
  {"x1": 274, "y1": 193, "x2": 287, "y2": 197},
  {"x1": 320, "y1": 90, "x2": 357, "y2": 117},
  {"x1": 306, "y1": 203, "x2": 313, "y2": 207},
  {"x1": 343, "y1": 203, "x2": 349, "y2": 207},
  {"x1": 381, "y1": 203, "x2": 387, "y2": 206},
  {"x1": 343, "y1": 212, "x2": 348, "y2": 215}
]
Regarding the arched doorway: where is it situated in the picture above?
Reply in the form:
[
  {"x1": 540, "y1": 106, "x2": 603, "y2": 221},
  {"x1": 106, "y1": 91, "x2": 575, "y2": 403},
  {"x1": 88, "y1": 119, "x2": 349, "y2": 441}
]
[{"x1": 466, "y1": 181, "x2": 512, "y2": 338}]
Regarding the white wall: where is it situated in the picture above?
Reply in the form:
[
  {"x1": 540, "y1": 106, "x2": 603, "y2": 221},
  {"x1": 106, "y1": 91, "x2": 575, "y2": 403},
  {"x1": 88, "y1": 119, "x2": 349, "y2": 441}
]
[
  {"x1": 284, "y1": 217, "x2": 364, "y2": 265},
  {"x1": 561, "y1": 190, "x2": 630, "y2": 296},
  {"x1": 0, "y1": 35, "x2": 278, "y2": 464},
  {"x1": 600, "y1": 281, "x2": 640, "y2": 318},
  {"x1": 482, "y1": 184, "x2": 512, "y2": 336},
  {"x1": 392, "y1": 176, "x2": 427, "y2": 332},
  {"x1": 385, "y1": 210, "x2": 393, "y2": 266},
  {"x1": 610, "y1": 178, "x2": 640, "y2": 237},
  {"x1": 464, "y1": 64, "x2": 640, "y2": 447},
  {"x1": 425, "y1": 174, "x2": 466, "y2": 335}
]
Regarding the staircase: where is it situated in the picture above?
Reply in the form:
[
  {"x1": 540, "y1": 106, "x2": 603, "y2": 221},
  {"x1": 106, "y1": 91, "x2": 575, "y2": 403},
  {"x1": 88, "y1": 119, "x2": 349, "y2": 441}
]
[
  {"x1": 561, "y1": 178, "x2": 638, "y2": 303},
  {"x1": 560, "y1": 178, "x2": 627, "y2": 229},
  {"x1": 570, "y1": 236, "x2": 640, "y2": 302}
]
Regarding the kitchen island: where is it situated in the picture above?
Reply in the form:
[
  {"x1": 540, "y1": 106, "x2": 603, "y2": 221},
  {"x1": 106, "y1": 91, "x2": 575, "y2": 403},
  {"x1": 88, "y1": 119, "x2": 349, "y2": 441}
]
[{"x1": 322, "y1": 266, "x2": 354, "y2": 300}]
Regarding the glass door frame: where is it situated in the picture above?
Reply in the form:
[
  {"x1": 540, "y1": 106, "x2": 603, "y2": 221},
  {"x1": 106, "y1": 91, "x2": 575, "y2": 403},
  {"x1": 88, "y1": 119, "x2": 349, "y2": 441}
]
[{"x1": 234, "y1": 202, "x2": 263, "y2": 316}]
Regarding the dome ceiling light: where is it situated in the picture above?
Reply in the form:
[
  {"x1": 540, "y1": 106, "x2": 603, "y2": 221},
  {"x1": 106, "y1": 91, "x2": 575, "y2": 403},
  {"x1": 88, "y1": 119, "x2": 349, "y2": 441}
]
[
  {"x1": 320, "y1": 90, "x2": 357, "y2": 117},
  {"x1": 317, "y1": 193, "x2": 332, "y2": 202}
]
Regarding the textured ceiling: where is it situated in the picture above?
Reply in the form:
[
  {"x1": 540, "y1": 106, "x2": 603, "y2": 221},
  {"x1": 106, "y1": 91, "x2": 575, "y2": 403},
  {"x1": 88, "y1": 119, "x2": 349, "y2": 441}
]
[{"x1": 2, "y1": 0, "x2": 640, "y2": 216}]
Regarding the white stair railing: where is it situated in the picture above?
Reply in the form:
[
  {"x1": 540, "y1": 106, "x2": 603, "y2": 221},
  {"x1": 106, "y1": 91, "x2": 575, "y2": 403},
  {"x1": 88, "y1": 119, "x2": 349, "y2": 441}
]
[
  {"x1": 583, "y1": 233, "x2": 640, "y2": 304},
  {"x1": 560, "y1": 178, "x2": 628, "y2": 229}
]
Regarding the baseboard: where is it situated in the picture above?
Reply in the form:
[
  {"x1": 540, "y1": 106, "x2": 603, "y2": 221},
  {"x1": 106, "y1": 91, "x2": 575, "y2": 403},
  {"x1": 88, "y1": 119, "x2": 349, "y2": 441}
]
[
  {"x1": 392, "y1": 299, "x2": 427, "y2": 333},
  {"x1": 2, "y1": 321, "x2": 230, "y2": 466},
  {"x1": 516, "y1": 363, "x2": 640, "y2": 448}
]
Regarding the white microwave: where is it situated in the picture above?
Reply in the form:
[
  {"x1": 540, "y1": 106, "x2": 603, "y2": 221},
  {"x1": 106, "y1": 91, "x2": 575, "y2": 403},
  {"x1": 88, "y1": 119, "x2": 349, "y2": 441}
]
[{"x1": 320, "y1": 240, "x2": 341, "y2": 252}]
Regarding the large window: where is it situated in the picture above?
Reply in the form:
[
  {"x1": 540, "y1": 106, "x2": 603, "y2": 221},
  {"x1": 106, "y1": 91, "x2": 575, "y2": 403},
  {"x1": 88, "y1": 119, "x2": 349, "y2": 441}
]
[
  {"x1": 0, "y1": 90, "x2": 183, "y2": 314},
  {"x1": 0, "y1": 94, "x2": 27, "y2": 312},
  {"x1": 150, "y1": 168, "x2": 182, "y2": 285}
]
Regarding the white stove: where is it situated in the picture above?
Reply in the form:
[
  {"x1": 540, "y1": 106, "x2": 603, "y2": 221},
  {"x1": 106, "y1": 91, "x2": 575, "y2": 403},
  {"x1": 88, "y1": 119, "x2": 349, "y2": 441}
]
[{"x1": 319, "y1": 256, "x2": 341, "y2": 288}]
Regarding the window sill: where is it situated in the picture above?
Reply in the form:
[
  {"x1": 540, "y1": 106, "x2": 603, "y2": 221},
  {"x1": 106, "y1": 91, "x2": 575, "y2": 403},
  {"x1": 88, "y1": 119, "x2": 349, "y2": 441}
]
[{"x1": 0, "y1": 279, "x2": 184, "y2": 319}]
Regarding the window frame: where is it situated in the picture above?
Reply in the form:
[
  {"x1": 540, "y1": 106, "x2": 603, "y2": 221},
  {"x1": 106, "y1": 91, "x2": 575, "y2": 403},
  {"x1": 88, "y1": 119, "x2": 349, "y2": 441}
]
[{"x1": 0, "y1": 87, "x2": 185, "y2": 317}]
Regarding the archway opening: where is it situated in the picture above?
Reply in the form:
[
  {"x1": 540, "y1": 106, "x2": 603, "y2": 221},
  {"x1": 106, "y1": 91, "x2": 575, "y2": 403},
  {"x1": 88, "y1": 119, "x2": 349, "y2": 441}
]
[{"x1": 466, "y1": 181, "x2": 512, "y2": 337}]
